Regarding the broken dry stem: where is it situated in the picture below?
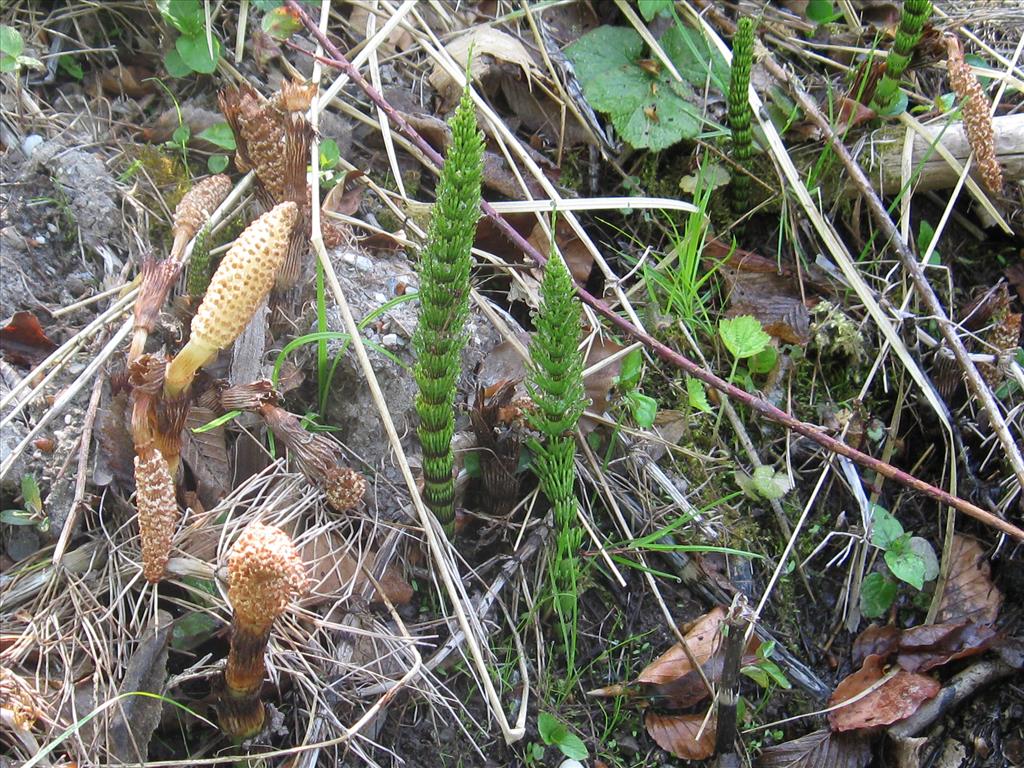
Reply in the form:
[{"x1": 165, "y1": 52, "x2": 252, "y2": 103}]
[{"x1": 285, "y1": 8, "x2": 1024, "y2": 541}]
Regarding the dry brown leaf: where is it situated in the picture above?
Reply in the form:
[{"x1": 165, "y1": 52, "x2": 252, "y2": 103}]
[
  {"x1": 181, "y1": 407, "x2": 231, "y2": 508},
  {"x1": 638, "y1": 607, "x2": 727, "y2": 685},
  {"x1": 429, "y1": 27, "x2": 535, "y2": 108},
  {"x1": 706, "y1": 240, "x2": 811, "y2": 345},
  {"x1": 895, "y1": 621, "x2": 999, "y2": 673},
  {"x1": 937, "y1": 535, "x2": 1003, "y2": 626},
  {"x1": 322, "y1": 170, "x2": 365, "y2": 217},
  {"x1": 644, "y1": 710, "x2": 716, "y2": 761},
  {"x1": 828, "y1": 654, "x2": 940, "y2": 732},
  {"x1": 527, "y1": 218, "x2": 594, "y2": 284},
  {"x1": 0, "y1": 311, "x2": 57, "y2": 368},
  {"x1": 852, "y1": 624, "x2": 902, "y2": 668},
  {"x1": 348, "y1": 5, "x2": 413, "y2": 54},
  {"x1": 756, "y1": 728, "x2": 872, "y2": 768},
  {"x1": 97, "y1": 64, "x2": 156, "y2": 97},
  {"x1": 300, "y1": 531, "x2": 412, "y2": 606}
]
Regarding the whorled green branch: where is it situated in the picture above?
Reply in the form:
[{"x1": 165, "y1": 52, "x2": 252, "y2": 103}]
[
  {"x1": 526, "y1": 247, "x2": 587, "y2": 669},
  {"x1": 727, "y1": 17, "x2": 755, "y2": 211},
  {"x1": 411, "y1": 86, "x2": 484, "y2": 537},
  {"x1": 873, "y1": 0, "x2": 932, "y2": 114}
]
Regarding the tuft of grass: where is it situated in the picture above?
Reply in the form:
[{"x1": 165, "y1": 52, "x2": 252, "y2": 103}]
[
  {"x1": 411, "y1": 85, "x2": 485, "y2": 536},
  {"x1": 526, "y1": 244, "x2": 588, "y2": 672}
]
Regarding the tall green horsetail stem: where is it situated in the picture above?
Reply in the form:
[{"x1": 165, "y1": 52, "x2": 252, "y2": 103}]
[
  {"x1": 526, "y1": 247, "x2": 587, "y2": 670},
  {"x1": 873, "y1": 0, "x2": 932, "y2": 113},
  {"x1": 411, "y1": 86, "x2": 484, "y2": 537},
  {"x1": 727, "y1": 17, "x2": 755, "y2": 212}
]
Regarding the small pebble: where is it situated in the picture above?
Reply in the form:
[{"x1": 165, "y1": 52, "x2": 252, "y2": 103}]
[
  {"x1": 354, "y1": 255, "x2": 372, "y2": 271},
  {"x1": 382, "y1": 333, "x2": 400, "y2": 348},
  {"x1": 558, "y1": 760, "x2": 585, "y2": 768},
  {"x1": 373, "y1": 292, "x2": 387, "y2": 305},
  {"x1": 21, "y1": 134, "x2": 44, "y2": 156},
  {"x1": 64, "y1": 414, "x2": 73, "y2": 425}
]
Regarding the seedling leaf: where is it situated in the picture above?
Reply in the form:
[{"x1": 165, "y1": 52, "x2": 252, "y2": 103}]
[
  {"x1": 885, "y1": 540, "x2": 926, "y2": 590},
  {"x1": 176, "y1": 33, "x2": 220, "y2": 74},
  {"x1": 870, "y1": 504, "x2": 904, "y2": 550},
  {"x1": 638, "y1": 0, "x2": 674, "y2": 21},
  {"x1": 861, "y1": 572, "x2": 897, "y2": 618},
  {"x1": 629, "y1": 391, "x2": 658, "y2": 428},
  {"x1": 736, "y1": 464, "x2": 792, "y2": 500},
  {"x1": 687, "y1": 376, "x2": 712, "y2": 413},
  {"x1": 719, "y1": 315, "x2": 770, "y2": 359},
  {"x1": 908, "y1": 536, "x2": 939, "y2": 582},
  {"x1": 537, "y1": 712, "x2": 588, "y2": 760},
  {"x1": 196, "y1": 122, "x2": 236, "y2": 150}
]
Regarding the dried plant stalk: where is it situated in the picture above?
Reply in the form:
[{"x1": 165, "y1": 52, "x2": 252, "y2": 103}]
[
  {"x1": 220, "y1": 523, "x2": 307, "y2": 741},
  {"x1": 164, "y1": 201, "x2": 297, "y2": 397},
  {"x1": 134, "y1": 445, "x2": 178, "y2": 582},
  {"x1": 257, "y1": 402, "x2": 340, "y2": 483},
  {"x1": 946, "y1": 36, "x2": 1004, "y2": 195}
]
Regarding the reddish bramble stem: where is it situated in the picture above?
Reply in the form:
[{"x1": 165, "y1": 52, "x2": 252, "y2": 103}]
[{"x1": 284, "y1": 1, "x2": 1023, "y2": 542}]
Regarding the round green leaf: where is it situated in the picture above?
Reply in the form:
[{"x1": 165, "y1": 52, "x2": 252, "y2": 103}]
[
  {"x1": 719, "y1": 315, "x2": 771, "y2": 360},
  {"x1": 196, "y1": 122, "x2": 236, "y2": 150},
  {"x1": 176, "y1": 33, "x2": 220, "y2": 74},
  {"x1": 629, "y1": 391, "x2": 658, "y2": 428},
  {"x1": 163, "y1": 48, "x2": 192, "y2": 78},
  {"x1": 687, "y1": 376, "x2": 712, "y2": 413},
  {"x1": 885, "y1": 546, "x2": 926, "y2": 590},
  {"x1": 172, "y1": 124, "x2": 191, "y2": 145},
  {"x1": 0, "y1": 25, "x2": 25, "y2": 58},
  {"x1": 861, "y1": 572, "x2": 897, "y2": 618},
  {"x1": 908, "y1": 536, "x2": 939, "y2": 582},
  {"x1": 207, "y1": 154, "x2": 229, "y2": 173},
  {"x1": 869, "y1": 504, "x2": 903, "y2": 550}
]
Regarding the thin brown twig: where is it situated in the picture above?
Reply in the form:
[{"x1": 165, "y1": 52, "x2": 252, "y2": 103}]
[{"x1": 283, "y1": 1, "x2": 1024, "y2": 542}]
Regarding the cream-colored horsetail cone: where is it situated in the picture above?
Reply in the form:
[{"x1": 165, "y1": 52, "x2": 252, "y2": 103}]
[
  {"x1": 220, "y1": 523, "x2": 307, "y2": 741},
  {"x1": 165, "y1": 201, "x2": 298, "y2": 397},
  {"x1": 134, "y1": 446, "x2": 178, "y2": 583}
]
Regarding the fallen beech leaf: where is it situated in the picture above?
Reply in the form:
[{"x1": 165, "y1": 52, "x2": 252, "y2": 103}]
[
  {"x1": 527, "y1": 218, "x2": 594, "y2": 284},
  {"x1": 644, "y1": 711, "x2": 716, "y2": 761},
  {"x1": 757, "y1": 728, "x2": 871, "y2": 768},
  {"x1": 181, "y1": 407, "x2": 231, "y2": 508},
  {"x1": 937, "y1": 535, "x2": 1003, "y2": 626},
  {"x1": 429, "y1": 27, "x2": 535, "y2": 108},
  {"x1": 1005, "y1": 263, "x2": 1024, "y2": 303},
  {"x1": 836, "y1": 97, "x2": 876, "y2": 132},
  {"x1": 0, "y1": 311, "x2": 57, "y2": 368},
  {"x1": 477, "y1": 335, "x2": 624, "y2": 427},
  {"x1": 638, "y1": 607, "x2": 727, "y2": 685},
  {"x1": 828, "y1": 654, "x2": 940, "y2": 732},
  {"x1": 895, "y1": 621, "x2": 999, "y2": 673},
  {"x1": 300, "y1": 531, "x2": 412, "y2": 606},
  {"x1": 706, "y1": 241, "x2": 811, "y2": 345},
  {"x1": 97, "y1": 64, "x2": 155, "y2": 97},
  {"x1": 322, "y1": 170, "x2": 365, "y2": 217},
  {"x1": 852, "y1": 624, "x2": 901, "y2": 667},
  {"x1": 93, "y1": 390, "x2": 135, "y2": 489}
]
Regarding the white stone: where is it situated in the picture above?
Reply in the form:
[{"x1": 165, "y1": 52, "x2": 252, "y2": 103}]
[
  {"x1": 22, "y1": 134, "x2": 44, "y2": 156},
  {"x1": 382, "y1": 333, "x2": 400, "y2": 348}
]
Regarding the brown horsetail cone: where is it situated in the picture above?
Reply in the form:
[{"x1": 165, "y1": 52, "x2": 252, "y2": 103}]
[
  {"x1": 164, "y1": 201, "x2": 297, "y2": 397},
  {"x1": 324, "y1": 467, "x2": 367, "y2": 512},
  {"x1": 134, "y1": 446, "x2": 178, "y2": 582},
  {"x1": 220, "y1": 523, "x2": 307, "y2": 741},
  {"x1": 171, "y1": 174, "x2": 232, "y2": 260},
  {"x1": 946, "y1": 36, "x2": 1004, "y2": 195}
]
